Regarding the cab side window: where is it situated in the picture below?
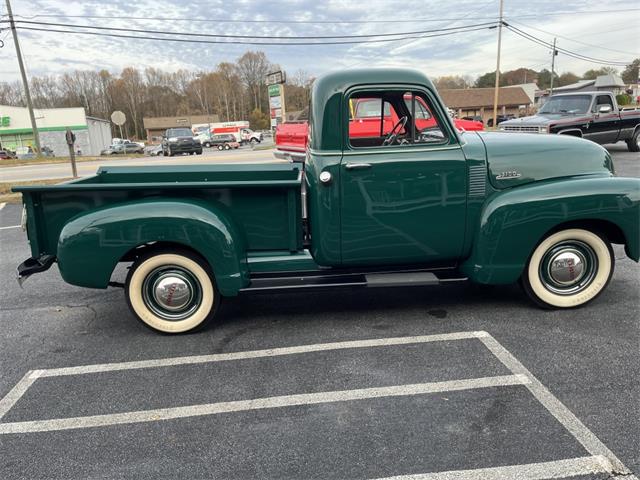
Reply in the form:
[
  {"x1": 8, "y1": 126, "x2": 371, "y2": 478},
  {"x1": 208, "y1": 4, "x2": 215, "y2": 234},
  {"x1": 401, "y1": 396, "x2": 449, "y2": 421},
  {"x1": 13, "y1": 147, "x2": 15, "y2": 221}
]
[
  {"x1": 593, "y1": 95, "x2": 613, "y2": 112},
  {"x1": 348, "y1": 90, "x2": 446, "y2": 149}
]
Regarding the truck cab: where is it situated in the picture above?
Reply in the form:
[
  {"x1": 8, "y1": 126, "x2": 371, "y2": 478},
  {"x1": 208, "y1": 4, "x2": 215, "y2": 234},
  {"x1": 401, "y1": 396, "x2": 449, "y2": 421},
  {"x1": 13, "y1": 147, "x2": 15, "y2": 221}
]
[
  {"x1": 500, "y1": 91, "x2": 640, "y2": 152},
  {"x1": 13, "y1": 68, "x2": 640, "y2": 334}
]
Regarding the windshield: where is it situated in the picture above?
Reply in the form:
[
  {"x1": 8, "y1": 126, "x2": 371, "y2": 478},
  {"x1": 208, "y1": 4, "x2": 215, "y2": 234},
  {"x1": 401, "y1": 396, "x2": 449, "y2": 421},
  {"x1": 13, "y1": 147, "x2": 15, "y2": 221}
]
[
  {"x1": 539, "y1": 95, "x2": 592, "y2": 114},
  {"x1": 167, "y1": 128, "x2": 193, "y2": 137}
]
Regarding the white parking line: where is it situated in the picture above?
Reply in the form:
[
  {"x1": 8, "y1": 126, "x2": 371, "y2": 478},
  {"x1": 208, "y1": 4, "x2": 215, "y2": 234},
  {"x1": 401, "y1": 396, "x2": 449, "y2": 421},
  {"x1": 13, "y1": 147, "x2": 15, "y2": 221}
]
[
  {"x1": 36, "y1": 330, "x2": 487, "y2": 378},
  {"x1": 0, "y1": 371, "x2": 40, "y2": 420},
  {"x1": 0, "y1": 374, "x2": 528, "y2": 434},
  {"x1": 0, "y1": 330, "x2": 636, "y2": 479},
  {"x1": 0, "y1": 202, "x2": 6, "y2": 210},
  {"x1": 0, "y1": 224, "x2": 20, "y2": 230},
  {"x1": 479, "y1": 334, "x2": 631, "y2": 474},
  {"x1": 374, "y1": 455, "x2": 614, "y2": 480}
]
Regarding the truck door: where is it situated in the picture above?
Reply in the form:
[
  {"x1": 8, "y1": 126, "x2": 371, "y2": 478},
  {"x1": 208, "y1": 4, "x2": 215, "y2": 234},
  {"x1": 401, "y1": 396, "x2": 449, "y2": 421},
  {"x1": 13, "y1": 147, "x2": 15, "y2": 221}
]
[
  {"x1": 340, "y1": 89, "x2": 467, "y2": 266},
  {"x1": 586, "y1": 94, "x2": 619, "y2": 144}
]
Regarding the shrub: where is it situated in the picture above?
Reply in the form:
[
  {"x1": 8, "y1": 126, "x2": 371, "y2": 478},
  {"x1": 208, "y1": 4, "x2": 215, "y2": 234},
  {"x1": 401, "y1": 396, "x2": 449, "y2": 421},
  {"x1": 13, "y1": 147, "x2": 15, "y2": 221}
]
[{"x1": 616, "y1": 94, "x2": 632, "y2": 105}]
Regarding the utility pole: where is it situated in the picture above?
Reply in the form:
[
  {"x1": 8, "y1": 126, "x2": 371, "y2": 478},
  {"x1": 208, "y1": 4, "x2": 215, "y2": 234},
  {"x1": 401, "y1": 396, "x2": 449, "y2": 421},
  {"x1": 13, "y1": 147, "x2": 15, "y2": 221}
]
[
  {"x1": 491, "y1": 0, "x2": 504, "y2": 129},
  {"x1": 5, "y1": 0, "x2": 41, "y2": 155},
  {"x1": 549, "y1": 37, "x2": 558, "y2": 96}
]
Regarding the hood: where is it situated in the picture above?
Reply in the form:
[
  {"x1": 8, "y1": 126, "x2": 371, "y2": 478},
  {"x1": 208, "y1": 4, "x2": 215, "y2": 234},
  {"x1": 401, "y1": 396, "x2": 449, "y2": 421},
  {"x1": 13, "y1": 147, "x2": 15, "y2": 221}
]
[
  {"x1": 499, "y1": 114, "x2": 578, "y2": 126},
  {"x1": 477, "y1": 132, "x2": 613, "y2": 190}
]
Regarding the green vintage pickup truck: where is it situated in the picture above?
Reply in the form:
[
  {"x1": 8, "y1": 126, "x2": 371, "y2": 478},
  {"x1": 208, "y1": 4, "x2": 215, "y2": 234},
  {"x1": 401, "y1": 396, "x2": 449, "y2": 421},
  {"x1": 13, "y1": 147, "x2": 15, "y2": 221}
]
[{"x1": 14, "y1": 68, "x2": 640, "y2": 333}]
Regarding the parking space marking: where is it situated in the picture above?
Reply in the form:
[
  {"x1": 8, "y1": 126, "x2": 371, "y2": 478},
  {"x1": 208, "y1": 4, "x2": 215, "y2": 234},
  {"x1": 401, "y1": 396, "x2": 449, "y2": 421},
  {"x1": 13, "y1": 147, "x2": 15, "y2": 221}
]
[
  {"x1": 0, "y1": 374, "x2": 528, "y2": 434},
  {"x1": 0, "y1": 371, "x2": 41, "y2": 420},
  {"x1": 374, "y1": 455, "x2": 614, "y2": 480},
  {"x1": 0, "y1": 224, "x2": 20, "y2": 230},
  {"x1": 34, "y1": 330, "x2": 486, "y2": 378},
  {"x1": 0, "y1": 330, "x2": 636, "y2": 479},
  {"x1": 0, "y1": 202, "x2": 6, "y2": 211},
  {"x1": 479, "y1": 334, "x2": 631, "y2": 475}
]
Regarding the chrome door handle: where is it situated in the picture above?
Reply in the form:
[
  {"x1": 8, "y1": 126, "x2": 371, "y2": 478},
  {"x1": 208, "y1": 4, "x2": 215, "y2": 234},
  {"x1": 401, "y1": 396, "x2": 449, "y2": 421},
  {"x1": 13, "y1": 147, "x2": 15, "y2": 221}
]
[{"x1": 344, "y1": 163, "x2": 372, "y2": 170}]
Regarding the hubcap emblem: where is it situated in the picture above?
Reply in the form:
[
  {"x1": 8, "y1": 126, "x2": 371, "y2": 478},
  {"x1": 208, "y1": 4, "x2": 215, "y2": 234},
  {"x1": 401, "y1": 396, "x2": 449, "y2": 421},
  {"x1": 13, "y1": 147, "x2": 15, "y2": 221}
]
[
  {"x1": 154, "y1": 276, "x2": 191, "y2": 311},
  {"x1": 548, "y1": 251, "x2": 585, "y2": 286}
]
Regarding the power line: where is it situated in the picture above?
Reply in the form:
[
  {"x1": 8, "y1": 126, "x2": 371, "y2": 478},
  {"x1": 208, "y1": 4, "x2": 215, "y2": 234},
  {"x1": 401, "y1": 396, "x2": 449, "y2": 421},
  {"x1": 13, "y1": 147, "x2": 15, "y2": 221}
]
[
  {"x1": 6, "y1": 19, "x2": 498, "y2": 40},
  {"x1": 507, "y1": 19, "x2": 639, "y2": 56},
  {"x1": 15, "y1": 24, "x2": 496, "y2": 46},
  {"x1": 4, "y1": 8, "x2": 639, "y2": 23},
  {"x1": 504, "y1": 24, "x2": 630, "y2": 66}
]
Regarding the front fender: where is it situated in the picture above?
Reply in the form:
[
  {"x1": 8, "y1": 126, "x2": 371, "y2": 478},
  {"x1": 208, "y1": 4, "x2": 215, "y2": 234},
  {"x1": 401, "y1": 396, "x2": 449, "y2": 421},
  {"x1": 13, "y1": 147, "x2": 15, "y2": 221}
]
[
  {"x1": 57, "y1": 199, "x2": 248, "y2": 295},
  {"x1": 460, "y1": 176, "x2": 640, "y2": 284}
]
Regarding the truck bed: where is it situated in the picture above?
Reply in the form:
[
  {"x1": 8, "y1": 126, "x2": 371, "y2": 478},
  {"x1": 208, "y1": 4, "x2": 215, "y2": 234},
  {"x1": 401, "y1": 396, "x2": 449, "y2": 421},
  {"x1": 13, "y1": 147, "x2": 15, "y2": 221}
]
[{"x1": 14, "y1": 163, "x2": 303, "y2": 259}]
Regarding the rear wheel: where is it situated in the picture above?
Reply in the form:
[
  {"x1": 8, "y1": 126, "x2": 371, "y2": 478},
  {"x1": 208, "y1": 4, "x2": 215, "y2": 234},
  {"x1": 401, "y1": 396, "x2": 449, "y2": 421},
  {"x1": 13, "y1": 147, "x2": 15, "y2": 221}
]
[
  {"x1": 203, "y1": 142, "x2": 211, "y2": 148},
  {"x1": 626, "y1": 129, "x2": 640, "y2": 152},
  {"x1": 125, "y1": 250, "x2": 219, "y2": 334},
  {"x1": 521, "y1": 228, "x2": 614, "y2": 309}
]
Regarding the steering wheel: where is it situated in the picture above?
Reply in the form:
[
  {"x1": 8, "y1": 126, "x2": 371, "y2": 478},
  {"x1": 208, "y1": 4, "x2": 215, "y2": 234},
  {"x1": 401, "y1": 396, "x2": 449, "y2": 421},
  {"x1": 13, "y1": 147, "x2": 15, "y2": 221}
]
[{"x1": 382, "y1": 116, "x2": 408, "y2": 146}]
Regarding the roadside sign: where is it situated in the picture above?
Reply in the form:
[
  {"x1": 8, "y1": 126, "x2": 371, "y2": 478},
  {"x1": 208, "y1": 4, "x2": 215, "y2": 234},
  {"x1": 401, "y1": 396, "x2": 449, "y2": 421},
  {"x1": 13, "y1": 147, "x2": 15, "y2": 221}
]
[
  {"x1": 110, "y1": 111, "x2": 126, "y2": 126},
  {"x1": 266, "y1": 71, "x2": 286, "y2": 85},
  {"x1": 268, "y1": 84, "x2": 280, "y2": 97}
]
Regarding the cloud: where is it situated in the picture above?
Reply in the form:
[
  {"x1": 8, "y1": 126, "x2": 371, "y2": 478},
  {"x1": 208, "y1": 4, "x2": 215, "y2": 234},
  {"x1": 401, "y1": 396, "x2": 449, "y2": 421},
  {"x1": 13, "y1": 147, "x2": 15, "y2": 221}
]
[{"x1": 2, "y1": 0, "x2": 637, "y2": 85}]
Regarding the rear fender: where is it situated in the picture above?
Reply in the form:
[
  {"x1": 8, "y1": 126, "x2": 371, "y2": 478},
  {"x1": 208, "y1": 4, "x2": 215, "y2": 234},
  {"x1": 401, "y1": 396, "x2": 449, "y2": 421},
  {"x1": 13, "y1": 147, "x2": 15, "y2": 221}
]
[
  {"x1": 56, "y1": 199, "x2": 248, "y2": 295},
  {"x1": 460, "y1": 177, "x2": 640, "y2": 284}
]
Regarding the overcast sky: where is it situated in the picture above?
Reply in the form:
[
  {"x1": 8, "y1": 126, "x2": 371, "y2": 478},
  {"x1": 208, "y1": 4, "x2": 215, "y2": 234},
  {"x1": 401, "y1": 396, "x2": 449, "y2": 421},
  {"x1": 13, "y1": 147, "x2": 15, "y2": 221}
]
[{"x1": 1, "y1": 0, "x2": 638, "y2": 84}]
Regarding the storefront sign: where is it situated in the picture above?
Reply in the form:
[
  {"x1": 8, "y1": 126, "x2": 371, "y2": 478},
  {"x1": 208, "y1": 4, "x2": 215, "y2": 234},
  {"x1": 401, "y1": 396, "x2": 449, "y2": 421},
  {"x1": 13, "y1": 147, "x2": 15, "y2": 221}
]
[{"x1": 0, "y1": 116, "x2": 10, "y2": 127}]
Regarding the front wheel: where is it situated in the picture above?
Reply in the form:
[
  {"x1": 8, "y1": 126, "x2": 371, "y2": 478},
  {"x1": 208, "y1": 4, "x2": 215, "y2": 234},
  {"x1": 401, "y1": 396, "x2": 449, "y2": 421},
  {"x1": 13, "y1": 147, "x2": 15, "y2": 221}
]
[
  {"x1": 626, "y1": 129, "x2": 640, "y2": 152},
  {"x1": 521, "y1": 228, "x2": 614, "y2": 309},
  {"x1": 125, "y1": 250, "x2": 219, "y2": 333}
]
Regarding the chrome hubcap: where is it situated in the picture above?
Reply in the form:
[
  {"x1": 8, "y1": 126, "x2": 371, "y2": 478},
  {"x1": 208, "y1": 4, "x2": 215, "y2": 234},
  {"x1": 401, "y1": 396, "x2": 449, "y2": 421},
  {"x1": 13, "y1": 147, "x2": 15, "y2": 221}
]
[
  {"x1": 540, "y1": 241, "x2": 597, "y2": 295},
  {"x1": 154, "y1": 275, "x2": 192, "y2": 311},
  {"x1": 142, "y1": 267, "x2": 202, "y2": 320}
]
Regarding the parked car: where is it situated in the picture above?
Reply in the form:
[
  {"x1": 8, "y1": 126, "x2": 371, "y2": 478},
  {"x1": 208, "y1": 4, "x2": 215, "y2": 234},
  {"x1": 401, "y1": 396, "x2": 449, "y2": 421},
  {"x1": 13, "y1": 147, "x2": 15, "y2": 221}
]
[
  {"x1": 162, "y1": 128, "x2": 202, "y2": 156},
  {"x1": 275, "y1": 94, "x2": 483, "y2": 162},
  {"x1": 240, "y1": 128, "x2": 263, "y2": 144},
  {"x1": 486, "y1": 114, "x2": 515, "y2": 127},
  {"x1": 101, "y1": 142, "x2": 143, "y2": 155},
  {"x1": 13, "y1": 67, "x2": 640, "y2": 334},
  {"x1": 210, "y1": 134, "x2": 240, "y2": 150},
  {"x1": 0, "y1": 149, "x2": 16, "y2": 160},
  {"x1": 499, "y1": 92, "x2": 640, "y2": 152},
  {"x1": 144, "y1": 144, "x2": 163, "y2": 156},
  {"x1": 462, "y1": 115, "x2": 484, "y2": 124}
]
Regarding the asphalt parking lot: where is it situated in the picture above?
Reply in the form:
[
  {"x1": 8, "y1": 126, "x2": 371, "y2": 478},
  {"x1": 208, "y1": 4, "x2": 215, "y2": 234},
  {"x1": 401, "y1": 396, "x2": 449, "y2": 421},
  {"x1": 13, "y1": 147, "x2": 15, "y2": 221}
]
[{"x1": 0, "y1": 144, "x2": 638, "y2": 479}]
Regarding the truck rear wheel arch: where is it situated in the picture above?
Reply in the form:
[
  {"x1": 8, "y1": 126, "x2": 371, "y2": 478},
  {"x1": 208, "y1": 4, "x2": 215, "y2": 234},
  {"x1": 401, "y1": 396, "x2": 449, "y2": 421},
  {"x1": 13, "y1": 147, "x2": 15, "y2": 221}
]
[{"x1": 56, "y1": 200, "x2": 249, "y2": 296}]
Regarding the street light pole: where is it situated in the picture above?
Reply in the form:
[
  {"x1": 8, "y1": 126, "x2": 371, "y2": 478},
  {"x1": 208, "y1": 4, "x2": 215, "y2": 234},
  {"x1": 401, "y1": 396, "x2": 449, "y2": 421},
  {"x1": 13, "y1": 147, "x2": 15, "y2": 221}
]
[
  {"x1": 491, "y1": 0, "x2": 504, "y2": 129},
  {"x1": 5, "y1": 0, "x2": 41, "y2": 155}
]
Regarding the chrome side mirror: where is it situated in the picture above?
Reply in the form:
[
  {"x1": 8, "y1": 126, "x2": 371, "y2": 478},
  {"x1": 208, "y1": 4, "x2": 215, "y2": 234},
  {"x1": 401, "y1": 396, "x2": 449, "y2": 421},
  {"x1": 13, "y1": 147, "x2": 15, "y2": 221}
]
[{"x1": 598, "y1": 104, "x2": 612, "y2": 114}]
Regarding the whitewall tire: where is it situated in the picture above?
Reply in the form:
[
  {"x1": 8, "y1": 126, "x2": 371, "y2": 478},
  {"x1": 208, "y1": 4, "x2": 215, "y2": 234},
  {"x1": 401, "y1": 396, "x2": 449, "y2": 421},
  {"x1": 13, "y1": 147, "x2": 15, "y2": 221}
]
[
  {"x1": 125, "y1": 250, "x2": 218, "y2": 333},
  {"x1": 522, "y1": 228, "x2": 614, "y2": 308}
]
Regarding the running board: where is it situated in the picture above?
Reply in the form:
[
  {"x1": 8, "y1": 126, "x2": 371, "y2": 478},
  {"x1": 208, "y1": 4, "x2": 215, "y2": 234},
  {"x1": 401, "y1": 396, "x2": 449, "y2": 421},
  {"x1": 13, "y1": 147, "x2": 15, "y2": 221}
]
[
  {"x1": 240, "y1": 270, "x2": 466, "y2": 293},
  {"x1": 365, "y1": 271, "x2": 439, "y2": 287}
]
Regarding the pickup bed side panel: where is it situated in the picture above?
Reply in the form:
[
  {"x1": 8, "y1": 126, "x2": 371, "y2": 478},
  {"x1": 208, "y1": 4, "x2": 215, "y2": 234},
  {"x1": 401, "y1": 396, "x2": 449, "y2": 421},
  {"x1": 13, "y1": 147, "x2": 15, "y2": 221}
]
[
  {"x1": 56, "y1": 199, "x2": 248, "y2": 295},
  {"x1": 460, "y1": 176, "x2": 640, "y2": 284}
]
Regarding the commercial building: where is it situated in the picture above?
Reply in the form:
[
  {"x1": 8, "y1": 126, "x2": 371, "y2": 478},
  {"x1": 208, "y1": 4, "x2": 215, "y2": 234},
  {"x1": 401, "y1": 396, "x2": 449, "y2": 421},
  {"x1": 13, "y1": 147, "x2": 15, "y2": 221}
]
[
  {"x1": 0, "y1": 105, "x2": 111, "y2": 156},
  {"x1": 439, "y1": 87, "x2": 532, "y2": 124},
  {"x1": 143, "y1": 114, "x2": 220, "y2": 144}
]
